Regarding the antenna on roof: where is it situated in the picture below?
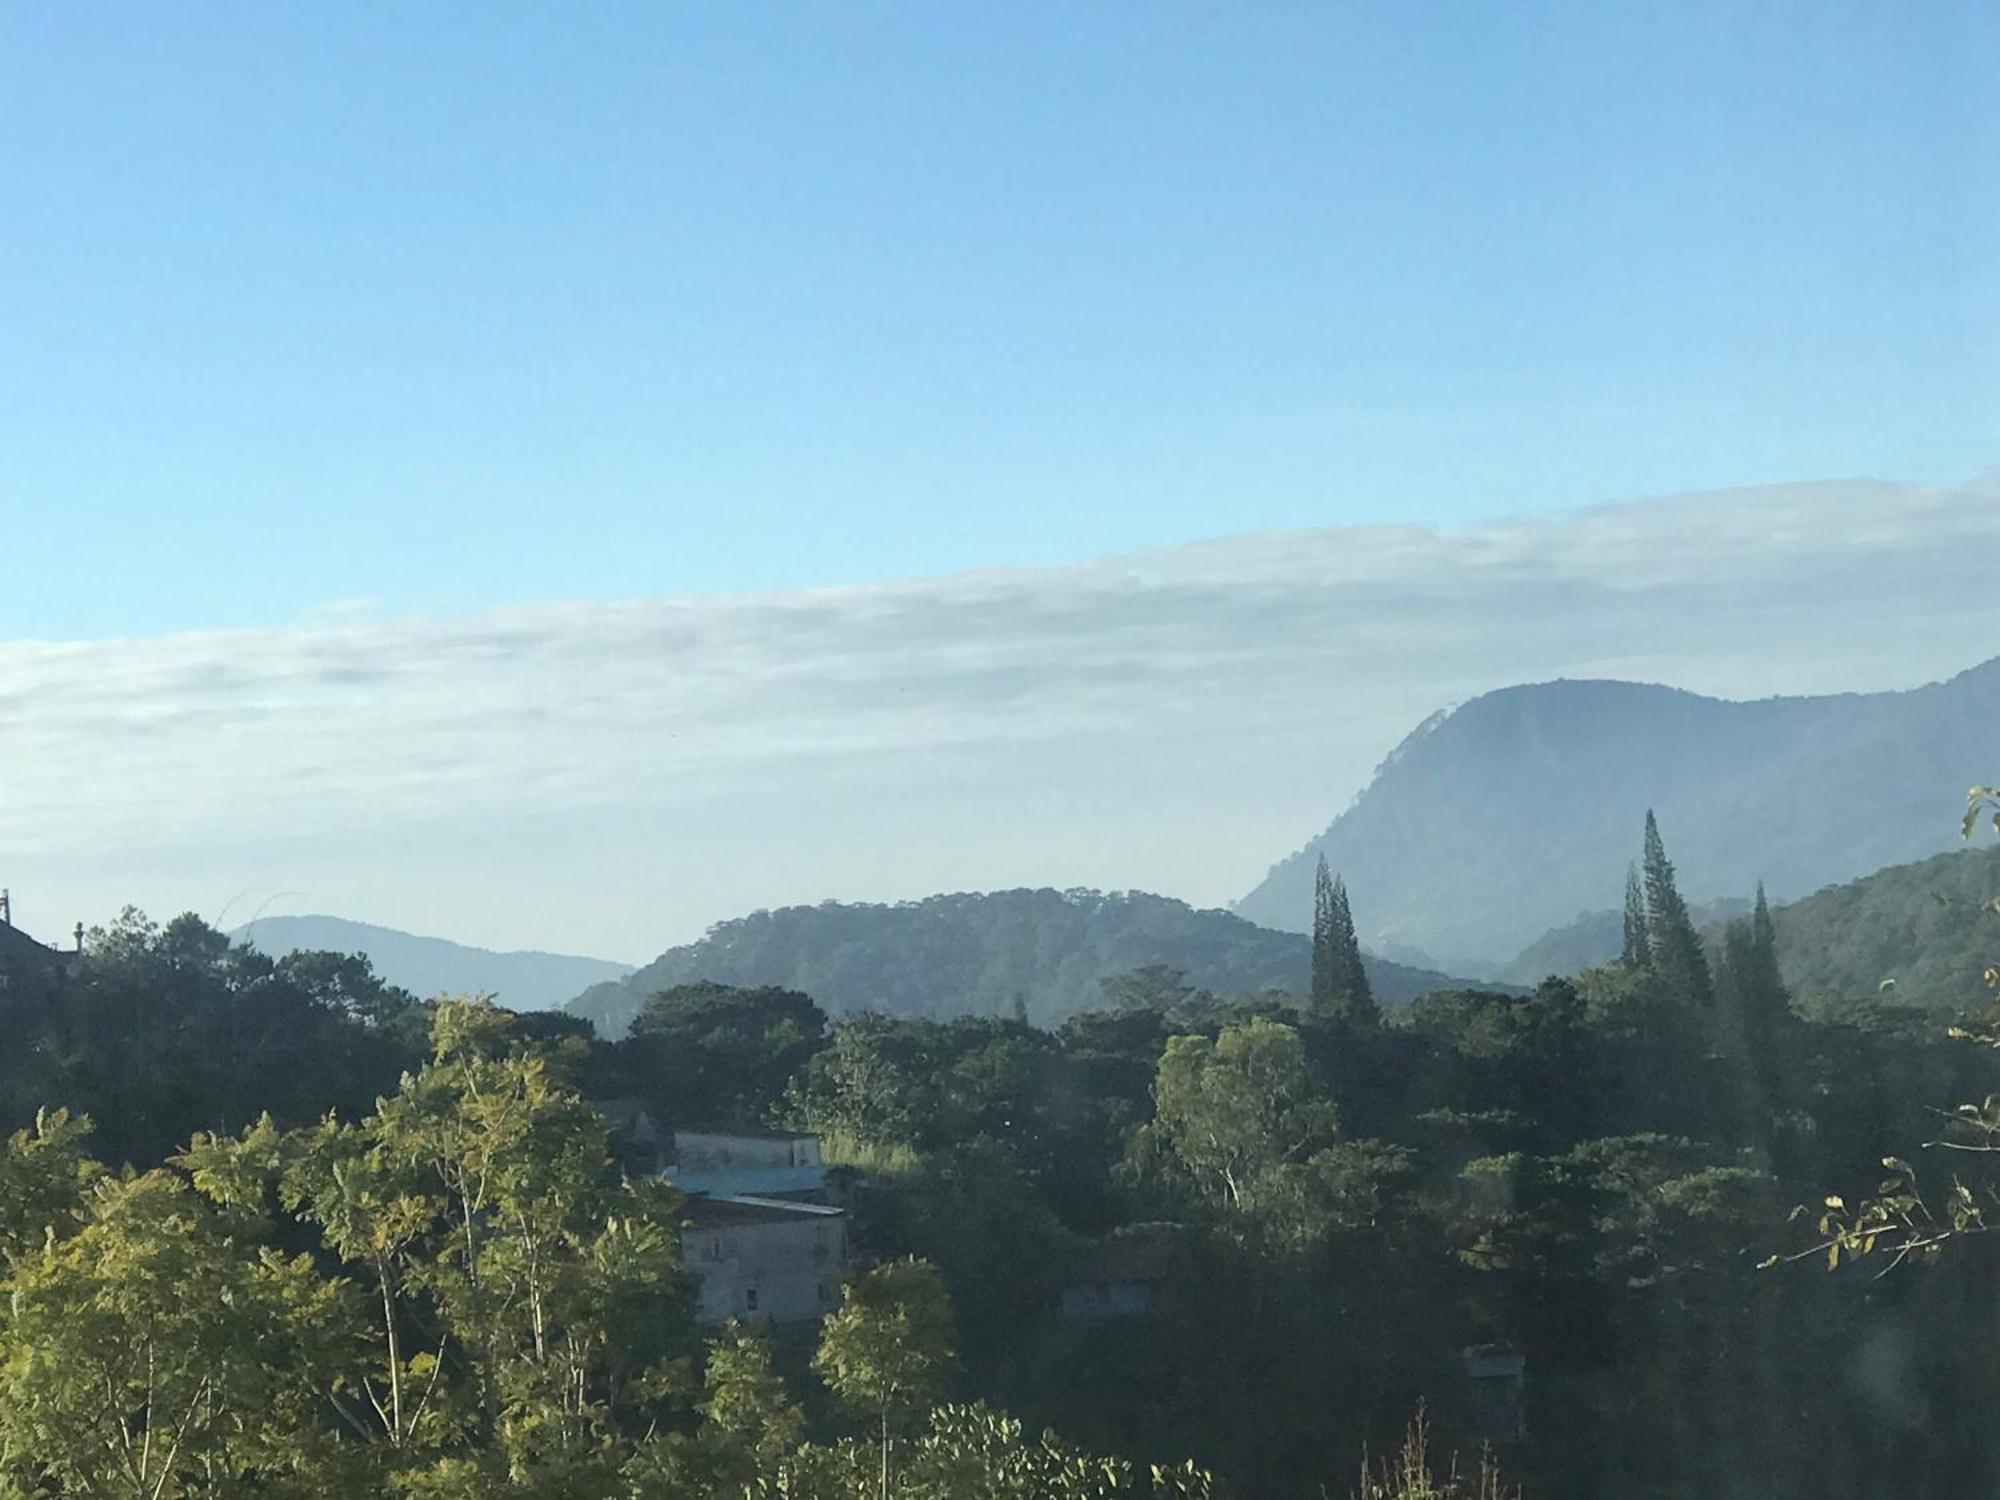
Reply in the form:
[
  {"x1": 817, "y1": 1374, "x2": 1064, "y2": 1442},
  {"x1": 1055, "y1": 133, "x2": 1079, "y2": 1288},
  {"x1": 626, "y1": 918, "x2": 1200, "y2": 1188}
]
[{"x1": 0, "y1": 890, "x2": 10, "y2": 927}]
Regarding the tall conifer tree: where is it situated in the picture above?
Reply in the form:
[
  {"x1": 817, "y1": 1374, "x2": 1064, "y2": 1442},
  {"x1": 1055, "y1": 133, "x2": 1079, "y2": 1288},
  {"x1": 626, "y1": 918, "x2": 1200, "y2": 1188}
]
[
  {"x1": 1642, "y1": 810, "x2": 1713, "y2": 1010},
  {"x1": 1311, "y1": 859, "x2": 1377, "y2": 1026},
  {"x1": 1310, "y1": 855, "x2": 1338, "y2": 1015},
  {"x1": 1621, "y1": 863, "x2": 1652, "y2": 971},
  {"x1": 1741, "y1": 882, "x2": 1790, "y2": 1061}
]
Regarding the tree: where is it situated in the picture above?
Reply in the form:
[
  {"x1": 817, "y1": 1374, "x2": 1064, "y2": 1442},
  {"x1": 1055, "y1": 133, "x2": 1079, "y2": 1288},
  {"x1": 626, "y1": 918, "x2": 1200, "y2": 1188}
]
[
  {"x1": 1147, "y1": 1018, "x2": 1339, "y2": 1218},
  {"x1": 1100, "y1": 965, "x2": 1200, "y2": 1015},
  {"x1": 813, "y1": 1257, "x2": 958, "y2": 1500},
  {"x1": 625, "y1": 981, "x2": 827, "y2": 1129},
  {"x1": 1642, "y1": 811, "x2": 1714, "y2": 1011},
  {"x1": 1312, "y1": 859, "x2": 1376, "y2": 1027},
  {"x1": 180, "y1": 999, "x2": 695, "y2": 1491},
  {"x1": 1621, "y1": 864, "x2": 1652, "y2": 972},
  {"x1": 0, "y1": 1170, "x2": 359, "y2": 1498},
  {"x1": 700, "y1": 1321, "x2": 806, "y2": 1489}
]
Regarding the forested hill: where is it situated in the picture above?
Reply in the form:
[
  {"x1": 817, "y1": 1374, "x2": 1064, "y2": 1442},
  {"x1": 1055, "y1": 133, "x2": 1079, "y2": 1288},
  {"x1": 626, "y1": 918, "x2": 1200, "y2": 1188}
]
[
  {"x1": 1764, "y1": 842, "x2": 2000, "y2": 1012},
  {"x1": 563, "y1": 888, "x2": 1478, "y2": 1037},
  {"x1": 1237, "y1": 655, "x2": 2000, "y2": 969},
  {"x1": 232, "y1": 914, "x2": 633, "y2": 1012}
]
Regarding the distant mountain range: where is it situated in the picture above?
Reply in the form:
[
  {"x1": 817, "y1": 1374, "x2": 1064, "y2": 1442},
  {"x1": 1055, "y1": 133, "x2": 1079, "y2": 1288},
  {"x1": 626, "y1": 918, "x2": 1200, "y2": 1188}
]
[
  {"x1": 1236, "y1": 656, "x2": 2000, "y2": 970},
  {"x1": 230, "y1": 914, "x2": 633, "y2": 1012},
  {"x1": 564, "y1": 888, "x2": 1495, "y2": 1039}
]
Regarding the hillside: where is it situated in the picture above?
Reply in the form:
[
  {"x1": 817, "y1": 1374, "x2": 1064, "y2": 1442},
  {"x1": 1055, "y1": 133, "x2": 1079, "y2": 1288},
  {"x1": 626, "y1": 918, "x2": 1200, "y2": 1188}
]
[
  {"x1": 1765, "y1": 843, "x2": 2000, "y2": 1013},
  {"x1": 564, "y1": 888, "x2": 1484, "y2": 1038},
  {"x1": 232, "y1": 914, "x2": 633, "y2": 1012},
  {"x1": 1497, "y1": 898, "x2": 1750, "y2": 986},
  {"x1": 1237, "y1": 656, "x2": 2000, "y2": 969}
]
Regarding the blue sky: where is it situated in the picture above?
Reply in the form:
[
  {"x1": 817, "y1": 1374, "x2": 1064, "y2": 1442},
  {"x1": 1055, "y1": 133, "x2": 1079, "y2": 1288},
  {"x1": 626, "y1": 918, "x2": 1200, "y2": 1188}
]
[{"x1": 4, "y1": 3, "x2": 1998, "y2": 642}]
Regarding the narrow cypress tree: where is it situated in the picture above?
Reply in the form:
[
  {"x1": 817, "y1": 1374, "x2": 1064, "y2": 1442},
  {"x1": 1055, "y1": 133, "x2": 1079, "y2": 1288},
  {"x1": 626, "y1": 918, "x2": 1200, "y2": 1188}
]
[
  {"x1": 1620, "y1": 863, "x2": 1652, "y2": 971},
  {"x1": 1310, "y1": 854, "x2": 1338, "y2": 1014},
  {"x1": 1327, "y1": 875, "x2": 1377, "y2": 1027},
  {"x1": 1742, "y1": 882, "x2": 1790, "y2": 1056},
  {"x1": 1642, "y1": 810, "x2": 1713, "y2": 1010}
]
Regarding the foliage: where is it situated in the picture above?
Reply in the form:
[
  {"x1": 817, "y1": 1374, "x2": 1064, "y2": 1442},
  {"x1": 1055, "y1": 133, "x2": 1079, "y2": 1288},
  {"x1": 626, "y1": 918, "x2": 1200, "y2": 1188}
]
[
  {"x1": 1142, "y1": 1019, "x2": 1338, "y2": 1218},
  {"x1": 0, "y1": 909, "x2": 423, "y2": 1167},
  {"x1": 621, "y1": 981, "x2": 827, "y2": 1130},
  {"x1": 1354, "y1": 1410, "x2": 1515, "y2": 1500}
]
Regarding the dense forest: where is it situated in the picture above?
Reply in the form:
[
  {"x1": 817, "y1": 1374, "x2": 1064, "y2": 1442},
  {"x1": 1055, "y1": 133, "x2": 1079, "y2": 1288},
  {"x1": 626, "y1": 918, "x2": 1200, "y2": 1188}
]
[
  {"x1": 2, "y1": 800, "x2": 1998, "y2": 1496},
  {"x1": 565, "y1": 889, "x2": 1484, "y2": 1038}
]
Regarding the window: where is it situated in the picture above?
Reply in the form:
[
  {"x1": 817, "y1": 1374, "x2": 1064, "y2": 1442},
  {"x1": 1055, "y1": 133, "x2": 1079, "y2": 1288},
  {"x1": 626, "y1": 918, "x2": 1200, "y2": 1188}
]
[{"x1": 744, "y1": 1287, "x2": 758, "y2": 1313}]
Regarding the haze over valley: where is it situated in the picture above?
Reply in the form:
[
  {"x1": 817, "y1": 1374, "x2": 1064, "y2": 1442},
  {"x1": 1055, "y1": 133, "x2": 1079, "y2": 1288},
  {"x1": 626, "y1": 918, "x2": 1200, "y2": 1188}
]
[{"x1": 7, "y1": 474, "x2": 1999, "y2": 966}]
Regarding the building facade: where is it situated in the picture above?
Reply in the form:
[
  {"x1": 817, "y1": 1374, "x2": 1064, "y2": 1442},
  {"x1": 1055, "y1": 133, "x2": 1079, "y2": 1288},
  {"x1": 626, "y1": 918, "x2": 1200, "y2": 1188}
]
[{"x1": 681, "y1": 1193, "x2": 848, "y2": 1325}]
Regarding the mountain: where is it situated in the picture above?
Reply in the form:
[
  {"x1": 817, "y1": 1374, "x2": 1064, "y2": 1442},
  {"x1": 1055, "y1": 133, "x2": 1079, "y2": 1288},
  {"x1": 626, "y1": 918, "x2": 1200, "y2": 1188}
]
[
  {"x1": 1765, "y1": 843, "x2": 2000, "y2": 1013},
  {"x1": 563, "y1": 888, "x2": 1491, "y2": 1039},
  {"x1": 1236, "y1": 657, "x2": 2000, "y2": 969},
  {"x1": 231, "y1": 914, "x2": 633, "y2": 1012}
]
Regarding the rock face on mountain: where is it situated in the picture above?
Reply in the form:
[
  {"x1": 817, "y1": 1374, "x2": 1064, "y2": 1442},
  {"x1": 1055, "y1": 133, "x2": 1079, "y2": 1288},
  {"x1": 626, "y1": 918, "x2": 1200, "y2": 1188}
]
[
  {"x1": 564, "y1": 888, "x2": 1486, "y2": 1038},
  {"x1": 1236, "y1": 657, "x2": 2000, "y2": 970},
  {"x1": 231, "y1": 914, "x2": 632, "y2": 1012}
]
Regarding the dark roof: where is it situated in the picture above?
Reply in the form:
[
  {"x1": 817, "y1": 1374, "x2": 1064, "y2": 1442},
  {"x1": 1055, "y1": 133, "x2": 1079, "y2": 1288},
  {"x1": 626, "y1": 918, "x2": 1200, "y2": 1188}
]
[
  {"x1": 681, "y1": 1195, "x2": 844, "y2": 1229},
  {"x1": 1066, "y1": 1225, "x2": 1182, "y2": 1285},
  {"x1": 0, "y1": 923, "x2": 60, "y2": 971}
]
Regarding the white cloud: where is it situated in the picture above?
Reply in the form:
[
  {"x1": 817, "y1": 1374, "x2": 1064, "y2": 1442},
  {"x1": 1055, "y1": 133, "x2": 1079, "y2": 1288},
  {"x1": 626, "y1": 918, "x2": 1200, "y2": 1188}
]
[{"x1": 4, "y1": 474, "x2": 1998, "y2": 960}]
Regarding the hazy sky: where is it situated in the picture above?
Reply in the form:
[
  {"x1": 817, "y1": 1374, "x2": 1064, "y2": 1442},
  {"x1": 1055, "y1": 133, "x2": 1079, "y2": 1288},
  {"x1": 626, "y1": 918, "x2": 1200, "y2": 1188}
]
[
  {"x1": 3, "y1": 9, "x2": 1997, "y2": 959},
  {"x1": 5, "y1": 475, "x2": 1999, "y2": 961}
]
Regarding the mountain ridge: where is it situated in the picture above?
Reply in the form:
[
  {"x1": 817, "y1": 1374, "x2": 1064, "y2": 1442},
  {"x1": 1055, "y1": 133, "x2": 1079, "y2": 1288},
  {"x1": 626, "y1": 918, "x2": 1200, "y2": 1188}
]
[
  {"x1": 1236, "y1": 656, "x2": 2000, "y2": 967},
  {"x1": 231, "y1": 914, "x2": 633, "y2": 1012},
  {"x1": 563, "y1": 886, "x2": 1500, "y2": 1038}
]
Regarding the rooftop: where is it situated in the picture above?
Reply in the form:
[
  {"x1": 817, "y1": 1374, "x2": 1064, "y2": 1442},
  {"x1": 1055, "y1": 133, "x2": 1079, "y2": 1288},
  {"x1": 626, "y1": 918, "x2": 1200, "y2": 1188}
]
[
  {"x1": 0, "y1": 921, "x2": 61, "y2": 970},
  {"x1": 681, "y1": 1194, "x2": 845, "y2": 1229}
]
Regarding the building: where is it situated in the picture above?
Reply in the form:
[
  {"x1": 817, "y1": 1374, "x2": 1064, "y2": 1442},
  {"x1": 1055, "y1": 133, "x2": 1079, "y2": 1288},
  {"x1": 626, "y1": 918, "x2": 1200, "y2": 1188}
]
[
  {"x1": 1460, "y1": 1345, "x2": 1527, "y2": 1443},
  {"x1": 0, "y1": 894, "x2": 67, "y2": 989},
  {"x1": 681, "y1": 1193, "x2": 849, "y2": 1325},
  {"x1": 1058, "y1": 1225, "x2": 1179, "y2": 1320},
  {"x1": 671, "y1": 1128, "x2": 829, "y2": 1198},
  {"x1": 587, "y1": 1098, "x2": 667, "y2": 1176}
]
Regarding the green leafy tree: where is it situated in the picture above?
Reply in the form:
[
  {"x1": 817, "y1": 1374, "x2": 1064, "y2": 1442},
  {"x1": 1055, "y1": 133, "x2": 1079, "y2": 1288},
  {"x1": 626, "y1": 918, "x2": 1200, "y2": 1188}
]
[
  {"x1": 1145, "y1": 1018, "x2": 1339, "y2": 1217},
  {"x1": 0, "y1": 1170, "x2": 361, "y2": 1498},
  {"x1": 182, "y1": 1000, "x2": 694, "y2": 1492},
  {"x1": 813, "y1": 1257, "x2": 958, "y2": 1500},
  {"x1": 699, "y1": 1320, "x2": 806, "y2": 1491},
  {"x1": 0, "y1": 1107, "x2": 102, "y2": 1261},
  {"x1": 624, "y1": 982, "x2": 827, "y2": 1129}
]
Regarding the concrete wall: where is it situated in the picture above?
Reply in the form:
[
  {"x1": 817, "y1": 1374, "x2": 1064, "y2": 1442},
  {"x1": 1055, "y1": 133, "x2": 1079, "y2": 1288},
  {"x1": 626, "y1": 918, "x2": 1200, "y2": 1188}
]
[{"x1": 685, "y1": 1209, "x2": 847, "y2": 1325}]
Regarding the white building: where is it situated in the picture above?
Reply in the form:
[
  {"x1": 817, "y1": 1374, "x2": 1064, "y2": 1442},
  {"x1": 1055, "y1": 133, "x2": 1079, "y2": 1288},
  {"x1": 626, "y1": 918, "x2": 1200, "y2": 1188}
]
[{"x1": 681, "y1": 1193, "x2": 849, "y2": 1325}]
